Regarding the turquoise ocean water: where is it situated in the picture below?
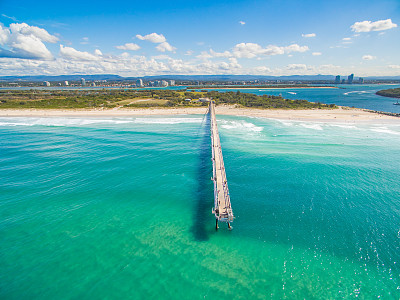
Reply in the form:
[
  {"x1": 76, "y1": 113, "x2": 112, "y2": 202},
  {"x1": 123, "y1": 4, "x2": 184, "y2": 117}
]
[{"x1": 1, "y1": 112, "x2": 400, "y2": 299}]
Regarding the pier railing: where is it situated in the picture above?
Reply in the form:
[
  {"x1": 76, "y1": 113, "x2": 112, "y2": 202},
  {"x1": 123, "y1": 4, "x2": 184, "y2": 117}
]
[{"x1": 209, "y1": 101, "x2": 234, "y2": 225}]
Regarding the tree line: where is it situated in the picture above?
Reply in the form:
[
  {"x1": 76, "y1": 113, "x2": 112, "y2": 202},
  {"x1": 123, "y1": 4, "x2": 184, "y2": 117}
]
[{"x1": 0, "y1": 89, "x2": 336, "y2": 109}]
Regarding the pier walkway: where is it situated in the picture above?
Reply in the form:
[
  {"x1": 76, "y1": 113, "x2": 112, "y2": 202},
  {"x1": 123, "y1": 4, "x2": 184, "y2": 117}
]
[{"x1": 209, "y1": 101, "x2": 234, "y2": 229}]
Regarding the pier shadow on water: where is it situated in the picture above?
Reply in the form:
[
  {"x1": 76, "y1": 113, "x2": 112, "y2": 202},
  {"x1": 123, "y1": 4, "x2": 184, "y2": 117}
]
[{"x1": 191, "y1": 111, "x2": 213, "y2": 241}]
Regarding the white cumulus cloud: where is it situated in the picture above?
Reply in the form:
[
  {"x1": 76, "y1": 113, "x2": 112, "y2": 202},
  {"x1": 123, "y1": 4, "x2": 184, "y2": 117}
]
[
  {"x1": 136, "y1": 33, "x2": 176, "y2": 52},
  {"x1": 312, "y1": 52, "x2": 322, "y2": 56},
  {"x1": 197, "y1": 51, "x2": 213, "y2": 60},
  {"x1": 116, "y1": 43, "x2": 140, "y2": 51},
  {"x1": 136, "y1": 33, "x2": 166, "y2": 43},
  {"x1": 284, "y1": 44, "x2": 309, "y2": 53},
  {"x1": 232, "y1": 43, "x2": 308, "y2": 58},
  {"x1": 239, "y1": 21, "x2": 246, "y2": 25},
  {"x1": 253, "y1": 66, "x2": 272, "y2": 74},
  {"x1": 286, "y1": 64, "x2": 308, "y2": 70},
  {"x1": 232, "y1": 43, "x2": 265, "y2": 58},
  {"x1": 351, "y1": 19, "x2": 398, "y2": 32},
  {"x1": 302, "y1": 33, "x2": 316, "y2": 38},
  {"x1": 10, "y1": 23, "x2": 59, "y2": 43},
  {"x1": 209, "y1": 49, "x2": 232, "y2": 58},
  {"x1": 155, "y1": 42, "x2": 176, "y2": 52},
  {"x1": 0, "y1": 22, "x2": 57, "y2": 60},
  {"x1": 0, "y1": 54, "x2": 395, "y2": 77},
  {"x1": 198, "y1": 43, "x2": 309, "y2": 59},
  {"x1": 362, "y1": 55, "x2": 375, "y2": 60},
  {"x1": 151, "y1": 54, "x2": 170, "y2": 60},
  {"x1": 59, "y1": 45, "x2": 99, "y2": 61},
  {"x1": 0, "y1": 25, "x2": 10, "y2": 44}
]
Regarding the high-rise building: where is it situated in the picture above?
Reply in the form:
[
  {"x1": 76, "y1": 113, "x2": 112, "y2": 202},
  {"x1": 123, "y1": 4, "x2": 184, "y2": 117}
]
[
  {"x1": 81, "y1": 78, "x2": 86, "y2": 86},
  {"x1": 335, "y1": 75, "x2": 341, "y2": 84},
  {"x1": 169, "y1": 80, "x2": 175, "y2": 86},
  {"x1": 91, "y1": 82, "x2": 96, "y2": 87},
  {"x1": 136, "y1": 79, "x2": 144, "y2": 87},
  {"x1": 43, "y1": 81, "x2": 50, "y2": 87},
  {"x1": 64, "y1": 81, "x2": 69, "y2": 86},
  {"x1": 161, "y1": 80, "x2": 168, "y2": 87},
  {"x1": 358, "y1": 77, "x2": 364, "y2": 84},
  {"x1": 341, "y1": 79, "x2": 345, "y2": 84},
  {"x1": 347, "y1": 74, "x2": 354, "y2": 84}
]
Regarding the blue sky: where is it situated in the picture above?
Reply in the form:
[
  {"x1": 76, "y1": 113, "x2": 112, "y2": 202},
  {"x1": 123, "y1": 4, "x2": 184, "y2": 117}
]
[{"x1": 0, "y1": 0, "x2": 399, "y2": 76}]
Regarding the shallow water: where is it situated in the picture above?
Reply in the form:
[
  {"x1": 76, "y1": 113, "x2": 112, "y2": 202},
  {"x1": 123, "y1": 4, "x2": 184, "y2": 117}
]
[{"x1": 1, "y1": 115, "x2": 400, "y2": 299}]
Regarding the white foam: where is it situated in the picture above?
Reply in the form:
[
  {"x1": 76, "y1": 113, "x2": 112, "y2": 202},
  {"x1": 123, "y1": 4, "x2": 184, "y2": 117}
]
[
  {"x1": 0, "y1": 117, "x2": 136, "y2": 127},
  {"x1": 299, "y1": 123, "x2": 323, "y2": 130},
  {"x1": 0, "y1": 117, "x2": 204, "y2": 127},
  {"x1": 220, "y1": 120, "x2": 263, "y2": 133},
  {"x1": 344, "y1": 90, "x2": 372, "y2": 96},
  {"x1": 0, "y1": 121, "x2": 32, "y2": 127},
  {"x1": 371, "y1": 127, "x2": 400, "y2": 135},
  {"x1": 274, "y1": 119, "x2": 294, "y2": 127},
  {"x1": 343, "y1": 91, "x2": 358, "y2": 95},
  {"x1": 359, "y1": 90, "x2": 375, "y2": 94},
  {"x1": 274, "y1": 119, "x2": 323, "y2": 130},
  {"x1": 330, "y1": 124, "x2": 357, "y2": 129},
  {"x1": 133, "y1": 117, "x2": 202, "y2": 124}
]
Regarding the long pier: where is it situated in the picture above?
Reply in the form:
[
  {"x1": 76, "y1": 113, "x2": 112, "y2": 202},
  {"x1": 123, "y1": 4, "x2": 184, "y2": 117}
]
[{"x1": 209, "y1": 101, "x2": 234, "y2": 229}]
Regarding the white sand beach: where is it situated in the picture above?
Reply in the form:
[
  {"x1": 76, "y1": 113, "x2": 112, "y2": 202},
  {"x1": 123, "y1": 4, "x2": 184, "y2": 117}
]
[{"x1": 0, "y1": 106, "x2": 398, "y2": 123}]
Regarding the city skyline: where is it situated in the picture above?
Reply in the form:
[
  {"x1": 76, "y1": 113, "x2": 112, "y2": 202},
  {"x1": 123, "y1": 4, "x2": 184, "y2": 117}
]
[{"x1": 0, "y1": 0, "x2": 399, "y2": 76}]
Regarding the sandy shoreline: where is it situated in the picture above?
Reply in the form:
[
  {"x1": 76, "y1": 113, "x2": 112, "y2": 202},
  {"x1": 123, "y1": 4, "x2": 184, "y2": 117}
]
[
  {"x1": 0, "y1": 106, "x2": 398, "y2": 123},
  {"x1": 216, "y1": 106, "x2": 399, "y2": 122}
]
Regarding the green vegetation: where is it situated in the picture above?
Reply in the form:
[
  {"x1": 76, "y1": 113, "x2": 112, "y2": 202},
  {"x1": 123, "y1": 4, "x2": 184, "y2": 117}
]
[
  {"x1": 0, "y1": 89, "x2": 184, "y2": 109},
  {"x1": 0, "y1": 89, "x2": 336, "y2": 110},
  {"x1": 376, "y1": 88, "x2": 400, "y2": 99},
  {"x1": 186, "y1": 84, "x2": 313, "y2": 89},
  {"x1": 207, "y1": 90, "x2": 335, "y2": 109}
]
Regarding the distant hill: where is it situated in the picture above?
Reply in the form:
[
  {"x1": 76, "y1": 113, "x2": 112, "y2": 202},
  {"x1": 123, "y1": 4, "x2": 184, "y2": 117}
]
[{"x1": 1, "y1": 74, "x2": 399, "y2": 82}]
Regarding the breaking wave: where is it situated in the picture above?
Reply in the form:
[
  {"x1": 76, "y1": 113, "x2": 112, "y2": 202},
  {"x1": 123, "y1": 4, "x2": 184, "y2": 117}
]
[{"x1": 220, "y1": 120, "x2": 263, "y2": 133}]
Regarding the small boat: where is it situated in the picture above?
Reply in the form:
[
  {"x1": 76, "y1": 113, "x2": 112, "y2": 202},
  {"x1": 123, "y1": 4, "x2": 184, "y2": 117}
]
[{"x1": 394, "y1": 101, "x2": 400, "y2": 105}]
